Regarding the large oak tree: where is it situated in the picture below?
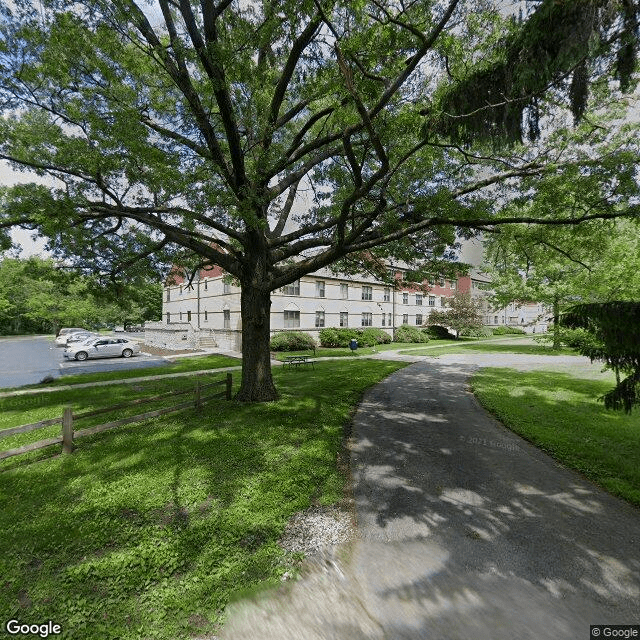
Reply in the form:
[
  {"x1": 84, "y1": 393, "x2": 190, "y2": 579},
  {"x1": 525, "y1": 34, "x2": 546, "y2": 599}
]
[{"x1": 0, "y1": 0, "x2": 638, "y2": 400}]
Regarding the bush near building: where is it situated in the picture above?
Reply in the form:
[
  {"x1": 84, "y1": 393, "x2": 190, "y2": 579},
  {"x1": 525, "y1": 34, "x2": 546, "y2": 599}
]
[
  {"x1": 425, "y1": 325, "x2": 454, "y2": 340},
  {"x1": 491, "y1": 326, "x2": 526, "y2": 335},
  {"x1": 460, "y1": 327, "x2": 494, "y2": 338},
  {"x1": 269, "y1": 331, "x2": 317, "y2": 352},
  {"x1": 393, "y1": 326, "x2": 430, "y2": 343},
  {"x1": 319, "y1": 327, "x2": 391, "y2": 348}
]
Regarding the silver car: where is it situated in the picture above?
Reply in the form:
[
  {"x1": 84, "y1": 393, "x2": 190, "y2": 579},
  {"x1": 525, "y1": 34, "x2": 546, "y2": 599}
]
[
  {"x1": 64, "y1": 337, "x2": 141, "y2": 361},
  {"x1": 54, "y1": 329, "x2": 90, "y2": 347},
  {"x1": 65, "y1": 332, "x2": 98, "y2": 345}
]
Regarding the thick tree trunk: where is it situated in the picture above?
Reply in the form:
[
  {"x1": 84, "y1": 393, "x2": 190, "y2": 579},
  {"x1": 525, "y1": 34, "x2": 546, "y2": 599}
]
[{"x1": 235, "y1": 245, "x2": 279, "y2": 402}]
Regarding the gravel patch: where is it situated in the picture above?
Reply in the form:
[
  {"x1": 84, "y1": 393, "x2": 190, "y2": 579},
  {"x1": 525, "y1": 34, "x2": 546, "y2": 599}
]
[
  {"x1": 279, "y1": 505, "x2": 356, "y2": 555},
  {"x1": 138, "y1": 343, "x2": 203, "y2": 357}
]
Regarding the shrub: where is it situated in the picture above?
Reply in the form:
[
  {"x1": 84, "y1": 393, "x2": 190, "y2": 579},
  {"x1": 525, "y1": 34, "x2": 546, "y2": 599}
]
[
  {"x1": 318, "y1": 327, "x2": 391, "y2": 348},
  {"x1": 424, "y1": 325, "x2": 453, "y2": 340},
  {"x1": 360, "y1": 327, "x2": 392, "y2": 346},
  {"x1": 319, "y1": 327, "x2": 360, "y2": 347},
  {"x1": 270, "y1": 331, "x2": 317, "y2": 351},
  {"x1": 459, "y1": 327, "x2": 493, "y2": 338},
  {"x1": 394, "y1": 325, "x2": 430, "y2": 343},
  {"x1": 559, "y1": 327, "x2": 598, "y2": 351},
  {"x1": 535, "y1": 326, "x2": 600, "y2": 351},
  {"x1": 491, "y1": 326, "x2": 526, "y2": 335}
]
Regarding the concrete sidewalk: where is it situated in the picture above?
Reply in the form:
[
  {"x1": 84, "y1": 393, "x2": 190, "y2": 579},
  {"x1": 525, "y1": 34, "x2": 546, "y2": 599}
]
[{"x1": 221, "y1": 359, "x2": 640, "y2": 639}]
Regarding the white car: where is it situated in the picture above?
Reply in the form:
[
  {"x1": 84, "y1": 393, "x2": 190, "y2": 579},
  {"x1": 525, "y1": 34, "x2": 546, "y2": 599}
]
[
  {"x1": 64, "y1": 332, "x2": 98, "y2": 345},
  {"x1": 64, "y1": 337, "x2": 141, "y2": 361},
  {"x1": 55, "y1": 329, "x2": 91, "y2": 347}
]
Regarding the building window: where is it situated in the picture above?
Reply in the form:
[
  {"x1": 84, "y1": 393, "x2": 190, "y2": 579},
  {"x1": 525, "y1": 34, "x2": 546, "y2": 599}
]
[
  {"x1": 402, "y1": 314, "x2": 408, "y2": 325},
  {"x1": 179, "y1": 312, "x2": 183, "y2": 321},
  {"x1": 382, "y1": 314, "x2": 386, "y2": 326},
  {"x1": 439, "y1": 277, "x2": 445, "y2": 287},
  {"x1": 316, "y1": 281, "x2": 325, "y2": 298},
  {"x1": 166, "y1": 312, "x2": 171, "y2": 324},
  {"x1": 223, "y1": 276, "x2": 232, "y2": 294},
  {"x1": 428, "y1": 276, "x2": 435, "y2": 285},
  {"x1": 402, "y1": 292, "x2": 408, "y2": 305},
  {"x1": 315, "y1": 311, "x2": 325, "y2": 327},
  {"x1": 362, "y1": 286, "x2": 372, "y2": 301},
  {"x1": 361, "y1": 312, "x2": 372, "y2": 327},
  {"x1": 384, "y1": 288, "x2": 390, "y2": 302},
  {"x1": 283, "y1": 280, "x2": 300, "y2": 296},
  {"x1": 166, "y1": 288, "x2": 170, "y2": 302},
  {"x1": 441, "y1": 297, "x2": 446, "y2": 307},
  {"x1": 429, "y1": 296, "x2": 436, "y2": 307},
  {"x1": 340, "y1": 312, "x2": 348, "y2": 327},
  {"x1": 388, "y1": 313, "x2": 392, "y2": 326},
  {"x1": 204, "y1": 280, "x2": 208, "y2": 290},
  {"x1": 204, "y1": 310, "x2": 208, "y2": 321},
  {"x1": 416, "y1": 314, "x2": 423, "y2": 325},
  {"x1": 415, "y1": 293, "x2": 422, "y2": 306},
  {"x1": 450, "y1": 281, "x2": 456, "y2": 290},
  {"x1": 187, "y1": 310, "x2": 192, "y2": 322},
  {"x1": 341, "y1": 283, "x2": 348, "y2": 299},
  {"x1": 224, "y1": 309, "x2": 231, "y2": 329},
  {"x1": 284, "y1": 310, "x2": 300, "y2": 328},
  {"x1": 179, "y1": 285, "x2": 183, "y2": 295},
  {"x1": 494, "y1": 316, "x2": 498, "y2": 324}
]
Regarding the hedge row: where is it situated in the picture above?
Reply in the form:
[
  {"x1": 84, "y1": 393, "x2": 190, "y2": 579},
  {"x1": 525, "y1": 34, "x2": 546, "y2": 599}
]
[
  {"x1": 318, "y1": 327, "x2": 392, "y2": 347},
  {"x1": 269, "y1": 331, "x2": 317, "y2": 351},
  {"x1": 393, "y1": 325, "x2": 430, "y2": 343},
  {"x1": 491, "y1": 326, "x2": 526, "y2": 335}
]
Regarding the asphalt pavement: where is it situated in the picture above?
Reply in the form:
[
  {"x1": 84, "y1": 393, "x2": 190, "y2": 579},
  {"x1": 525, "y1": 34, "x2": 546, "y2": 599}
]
[
  {"x1": 221, "y1": 357, "x2": 640, "y2": 640},
  {"x1": 0, "y1": 334, "x2": 167, "y2": 388}
]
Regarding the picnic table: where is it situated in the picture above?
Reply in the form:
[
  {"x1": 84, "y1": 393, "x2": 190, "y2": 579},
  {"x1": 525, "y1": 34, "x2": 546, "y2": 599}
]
[{"x1": 283, "y1": 355, "x2": 315, "y2": 369}]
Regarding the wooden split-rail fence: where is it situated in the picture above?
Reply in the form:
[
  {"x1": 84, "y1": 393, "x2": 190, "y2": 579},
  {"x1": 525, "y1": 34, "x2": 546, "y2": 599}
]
[{"x1": 0, "y1": 373, "x2": 232, "y2": 461}]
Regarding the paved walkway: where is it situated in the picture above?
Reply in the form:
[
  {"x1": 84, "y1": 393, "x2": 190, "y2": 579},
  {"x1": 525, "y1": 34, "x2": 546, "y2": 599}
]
[{"x1": 221, "y1": 355, "x2": 640, "y2": 640}]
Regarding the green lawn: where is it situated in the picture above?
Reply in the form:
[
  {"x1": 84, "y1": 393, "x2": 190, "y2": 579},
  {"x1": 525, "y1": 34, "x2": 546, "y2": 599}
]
[
  {"x1": 0, "y1": 354, "x2": 241, "y2": 391},
  {"x1": 400, "y1": 342, "x2": 577, "y2": 357},
  {"x1": 471, "y1": 368, "x2": 640, "y2": 506},
  {"x1": 0, "y1": 359, "x2": 406, "y2": 640}
]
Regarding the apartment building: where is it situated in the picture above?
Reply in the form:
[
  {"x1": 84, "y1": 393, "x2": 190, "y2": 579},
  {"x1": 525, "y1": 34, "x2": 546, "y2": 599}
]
[
  {"x1": 461, "y1": 270, "x2": 549, "y2": 332},
  {"x1": 145, "y1": 264, "x2": 549, "y2": 351},
  {"x1": 147, "y1": 264, "x2": 461, "y2": 350}
]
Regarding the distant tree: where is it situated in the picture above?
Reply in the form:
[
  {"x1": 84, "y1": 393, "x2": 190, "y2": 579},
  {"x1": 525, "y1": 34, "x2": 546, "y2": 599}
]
[
  {"x1": 485, "y1": 218, "x2": 640, "y2": 349},
  {"x1": 427, "y1": 292, "x2": 483, "y2": 339},
  {"x1": 0, "y1": 257, "x2": 162, "y2": 334},
  {"x1": 561, "y1": 302, "x2": 640, "y2": 413}
]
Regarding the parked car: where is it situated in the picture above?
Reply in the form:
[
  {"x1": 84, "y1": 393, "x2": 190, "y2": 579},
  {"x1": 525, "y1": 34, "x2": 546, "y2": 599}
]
[
  {"x1": 65, "y1": 332, "x2": 98, "y2": 345},
  {"x1": 55, "y1": 329, "x2": 90, "y2": 347},
  {"x1": 55, "y1": 327, "x2": 86, "y2": 338},
  {"x1": 64, "y1": 337, "x2": 141, "y2": 361}
]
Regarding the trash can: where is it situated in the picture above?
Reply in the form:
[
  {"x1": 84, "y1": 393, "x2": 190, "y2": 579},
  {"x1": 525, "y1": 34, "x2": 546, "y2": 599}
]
[{"x1": 349, "y1": 339, "x2": 358, "y2": 352}]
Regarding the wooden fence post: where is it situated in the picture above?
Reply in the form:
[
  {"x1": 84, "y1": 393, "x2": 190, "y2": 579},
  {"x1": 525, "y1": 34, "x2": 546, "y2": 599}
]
[
  {"x1": 62, "y1": 407, "x2": 75, "y2": 454},
  {"x1": 194, "y1": 378, "x2": 202, "y2": 410},
  {"x1": 226, "y1": 373, "x2": 233, "y2": 400}
]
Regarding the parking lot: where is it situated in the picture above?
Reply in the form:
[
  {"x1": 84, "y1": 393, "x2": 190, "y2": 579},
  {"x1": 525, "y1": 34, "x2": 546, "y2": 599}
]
[{"x1": 0, "y1": 333, "x2": 169, "y2": 388}]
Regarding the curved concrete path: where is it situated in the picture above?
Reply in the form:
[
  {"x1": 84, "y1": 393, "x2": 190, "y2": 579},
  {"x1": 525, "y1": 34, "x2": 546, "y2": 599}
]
[{"x1": 221, "y1": 357, "x2": 640, "y2": 640}]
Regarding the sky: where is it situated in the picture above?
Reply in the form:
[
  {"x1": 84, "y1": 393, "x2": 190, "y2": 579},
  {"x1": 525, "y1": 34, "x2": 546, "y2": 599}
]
[{"x1": 0, "y1": 161, "x2": 51, "y2": 258}]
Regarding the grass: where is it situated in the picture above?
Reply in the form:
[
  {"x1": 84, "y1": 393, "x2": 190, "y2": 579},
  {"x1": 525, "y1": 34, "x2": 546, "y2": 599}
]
[
  {"x1": 0, "y1": 358, "x2": 406, "y2": 640},
  {"x1": 1, "y1": 354, "x2": 241, "y2": 391},
  {"x1": 470, "y1": 368, "x2": 640, "y2": 507},
  {"x1": 399, "y1": 341, "x2": 577, "y2": 357}
]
